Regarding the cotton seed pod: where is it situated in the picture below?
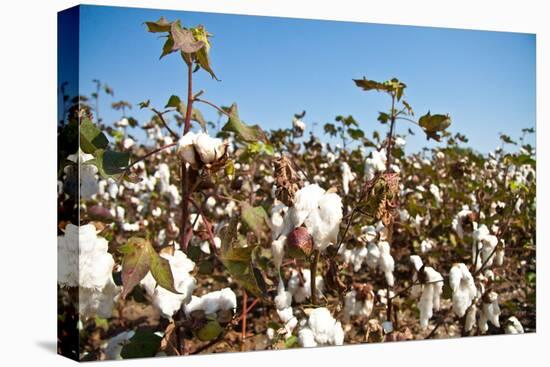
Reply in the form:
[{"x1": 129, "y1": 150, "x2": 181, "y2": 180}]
[{"x1": 287, "y1": 226, "x2": 313, "y2": 259}]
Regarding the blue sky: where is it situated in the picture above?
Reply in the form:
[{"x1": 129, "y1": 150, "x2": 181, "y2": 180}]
[{"x1": 71, "y1": 5, "x2": 536, "y2": 153}]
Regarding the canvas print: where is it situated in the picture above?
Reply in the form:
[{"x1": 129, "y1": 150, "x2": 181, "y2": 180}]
[{"x1": 57, "y1": 5, "x2": 536, "y2": 361}]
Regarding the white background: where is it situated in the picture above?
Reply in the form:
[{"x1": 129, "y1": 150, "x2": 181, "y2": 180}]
[{"x1": 0, "y1": 0, "x2": 546, "y2": 366}]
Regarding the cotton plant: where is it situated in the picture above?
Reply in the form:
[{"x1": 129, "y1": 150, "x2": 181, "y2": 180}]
[{"x1": 449, "y1": 263, "x2": 477, "y2": 318}]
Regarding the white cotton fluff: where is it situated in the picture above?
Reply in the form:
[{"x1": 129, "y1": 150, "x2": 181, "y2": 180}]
[
  {"x1": 287, "y1": 269, "x2": 324, "y2": 304},
  {"x1": 449, "y1": 263, "x2": 477, "y2": 317},
  {"x1": 274, "y1": 281, "x2": 297, "y2": 335},
  {"x1": 194, "y1": 132, "x2": 226, "y2": 164},
  {"x1": 206, "y1": 196, "x2": 217, "y2": 209},
  {"x1": 478, "y1": 291, "x2": 501, "y2": 332},
  {"x1": 340, "y1": 162, "x2": 356, "y2": 195},
  {"x1": 177, "y1": 131, "x2": 226, "y2": 167},
  {"x1": 417, "y1": 267, "x2": 443, "y2": 329},
  {"x1": 141, "y1": 250, "x2": 196, "y2": 319},
  {"x1": 293, "y1": 117, "x2": 306, "y2": 132},
  {"x1": 338, "y1": 245, "x2": 369, "y2": 272},
  {"x1": 378, "y1": 241, "x2": 395, "y2": 286},
  {"x1": 270, "y1": 202, "x2": 291, "y2": 240},
  {"x1": 115, "y1": 117, "x2": 129, "y2": 128},
  {"x1": 465, "y1": 305, "x2": 477, "y2": 332},
  {"x1": 399, "y1": 209, "x2": 410, "y2": 222},
  {"x1": 66, "y1": 150, "x2": 99, "y2": 199},
  {"x1": 420, "y1": 239, "x2": 434, "y2": 253},
  {"x1": 177, "y1": 131, "x2": 198, "y2": 167},
  {"x1": 271, "y1": 236, "x2": 287, "y2": 270},
  {"x1": 429, "y1": 184, "x2": 442, "y2": 206},
  {"x1": 103, "y1": 330, "x2": 135, "y2": 360},
  {"x1": 343, "y1": 289, "x2": 374, "y2": 322},
  {"x1": 184, "y1": 287, "x2": 237, "y2": 317},
  {"x1": 473, "y1": 224, "x2": 499, "y2": 270},
  {"x1": 451, "y1": 207, "x2": 473, "y2": 239},
  {"x1": 155, "y1": 163, "x2": 171, "y2": 194},
  {"x1": 299, "y1": 308, "x2": 344, "y2": 347},
  {"x1": 122, "y1": 137, "x2": 135, "y2": 150},
  {"x1": 305, "y1": 191, "x2": 343, "y2": 251},
  {"x1": 58, "y1": 224, "x2": 120, "y2": 319},
  {"x1": 505, "y1": 316, "x2": 524, "y2": 334},
  {"x1": 366, "y1": 242, "x2": 381, "y2": 270},
  {"x1": 282, "y1": 184, "x2": 343, "y2": 251}
]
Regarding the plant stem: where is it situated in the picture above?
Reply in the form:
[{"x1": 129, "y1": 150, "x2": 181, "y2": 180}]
[
  {"x1": 310, "y1": 249, "x2": 321, "y2": 305},
  {"x1": 151, "y1": 108, "x2": 179, "y2": 139},
  {"x1": 194, "y1": 98, "x2": 231, "y2": 117},
  {"x1": 386, "y1": 93, "x2": 397, "y2": 171},
  {"x1": 241, "y1": 290, "x2": 248, "y2": 350},
  {"x1": 125, "y1": 142, "x2": 177, "y2": 170},
  {"x1": 180, "y1": 61, "x2": 194, "y2": 251}
]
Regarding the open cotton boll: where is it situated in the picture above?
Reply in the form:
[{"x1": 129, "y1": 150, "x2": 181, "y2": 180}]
[
  {"x1": 495, "y1": 240, "x2": 505, "y2": 266},
  {"x1": 340, "y1": 162, "x2": 355, "y2": 195},
  {"x1": 298, "y1": 327, "x2": 318, "y2": 347},
  {"x1": 378, "y1": 241, "x2": 395, "y2": 286},
  {"x1": 141, "y1": 250, "x2": 196, "y2": 319},
  {"x1": 451, "y1": 207, "x2": 473, "y2": 239},
  {"x1": 410, "y1": 255, "x2": 424, "y2": 272},
  {"x1": 464, "y1": 305, "x2": 477, "y2": 332},
  {"x1": 194, "y1": 132, "x2": 226, "y2": 164},
  {"x1": 177, "y1": 131, "x2": 198, "y2": 167},
  {"x1": 66, "y1": 150, "x2": 99, "y2": 199},
  {"x1": 79, "y1": 277, "x2": 120, "y2": 320},
  {"x1": 304, "y1": 307, "x2": 345, "y2": 346},
  {"x1": 184, "y1": 287, "x2": 237, "y2": 317},
  {"x1": 366, "y1": 242, "x2": 381, "y2": 270},
  {"x1": 429, "y1": 184, "x2": 442, "y2": 206},
  {"x1": 305, "y1": 191, "x2": 343, "y2": 251},
  {"x1": 343, "y1": 288, "x2": 374, "y2": 322},
  {"x1": 270, "y1": 203, "x2": 291, "y2": 240},
  {"x1": 418, "y1": 267, "x2": 443, "y2": 329},
  {"x1": 505, "y1": 316, "x2": 524, "y2": 334},
  {"x1": 292, "y1": 117, "x2": 306, "y2": 132},
  {"x1": 103, "y1": 330, "x2": 135, "y2": 360},
  {"x1": 287, "y1": 269, "x2": 324, "y2": 304},
  {"x1": 478, "y1": 291, "x2": 501, "y2": 332},
  {"x1": 271, "y1": 236, "x2": 286, "y2": 270},
  {"x1": 449, "y1": 263, "x2": 477, "y2": 317},
  {"x1": 288, "y1": 184, "x2": 326, "y2": 228}
]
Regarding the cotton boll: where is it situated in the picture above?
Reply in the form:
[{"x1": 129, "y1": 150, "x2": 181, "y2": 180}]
[
  {"x1": 416, "y1": 266, "x2": 443, "y2": 329},
  {"x1": 184, "y1": 287, "x2": 237, "y2": 317},
  {"x1": 306, "y1": 307, "x2": 345, "y2": 346},
  {"x1": 420, "y1": 239, "x2": 435, "y2": 253},
  {"x1": 177, "y1": 131, "x2": 198, "y2": 167},
  {"x1": 287, "y1": 269, "x2": 324, "y2": 304},
  {"x1": 103, "y1": 330, "x2": 135, "y2": 360},
  {"x1": 340, "y1": 162, "x2": 355, "y2": 195},
  {"x1": 271, "y1": 236, "x2": 286, "y2": 270},
  {"x1": 274, "y1": 281, "x2": 293, "y2": 310},
  {"x1": 410, "y1": 255, "x2": 423, "y2": 272},
  {"x1": 378, "y1": 241, "x2": 394, "y2": 286},
  {"x1": 142, "y1": 250, "x2": 197, "y2": 319},
  {"x1": 343, "y1": 287, "x2": 374, "y2": 322},
  {"x1": 305, "y1": 192, "x2": 343, "y2": 251},
  {"x1": 495, "y1": 240, "x2": 505, "y2": 266},
  {"x1": 206, "y1": 196, "x2": 217, "y2": 209},
  {"x1": 366, "y1": 242, "x2": 381, "y2": 270},
  {"x1": 464, "y1": 305, "x2": 477, "y2": 332},
  {"x1": 505, "y1": 316, "x2": 524, "y2": 334},
  {"x1": 429, "y1": 184, "x2": 442, "y2": 206},
  {"x1": 293, "y1": 117, "x2": 306, "y2": 132},
  {"x1": 298, "y1": 327, "x2": 318, "y2": 347},
  {"x1": 79, "y1": 277, "x2": 120, "y2": 320},
  {"x1": 194, "y1": 132, "x2": 226, "y2": 164},
  {"x1": 289, "y1": 184, "x2": 326, "y2": 228},
  {"x1": 449, "y1": 263, "x2": 477, "y2": 317}
]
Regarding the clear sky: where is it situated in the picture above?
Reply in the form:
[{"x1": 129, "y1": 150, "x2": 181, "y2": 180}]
[{"x1": 72, "y1": 5, "x2": 536, "y2": 153}]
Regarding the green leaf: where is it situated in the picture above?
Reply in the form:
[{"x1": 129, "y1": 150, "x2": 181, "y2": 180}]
[
  {"x1": 92, "y1": 149, "x2": 130, "y2": 180},
  {"x1": 80, "y1": 118, "x2": 109, "y2": 154},
  {"x1": 348, "y1": 128, "x2": 365, "y2": 140},
  {"x1": 353, "y1": 78, "x2": 391, "y2": 93},
  {"x1": 222, "y1": 103, "x2": 266, "y2": 143},
  {"x1": 160, "y1": 36, "x2": 174, "y2": 59},
  {"x1": 284, "y1": 335, "x2": 298, "y2": 348},
  {"x1": 197, "y1": 320, "x2": 223, "y2": 341},
  {"x1": 138, "y1": 100, "x2": 150, "y2": 109},
  {"x1": 418, "y1": 112, "x2": 451, "y2": 141},
  {"x1": 191, "y1": 26, "x2": 218, "y2": 80},
  {"x1": 378, "y1": 112, "x2": 390, "y2": 124},
  {"x1": 145, "y1": 17, "x2": 172, "y2": 33},
  {"x1": 120, "y1": 330, "x2": 162, "y2": 359},
  {"x1": 241, "y1": 204, "x2": 270, "y2": 239},
  {"x1": 150, "y1": 250, "x2": 180, "y2": 295},
  {"x1": 170, "y1": 22, "x2": 204, "y2": 54},
  {"x1": 225, "y1": 159, "x2": 235, "y2": 179},
  {"x1": 165, "y1": 95, "x2": 182, "y2": 109},
  {"x1": 120, "y1": 238, "x2": 152, "y2": 299},
  {"x1": 220, "y1": 218, "x2": 263, "y2": 296}
]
